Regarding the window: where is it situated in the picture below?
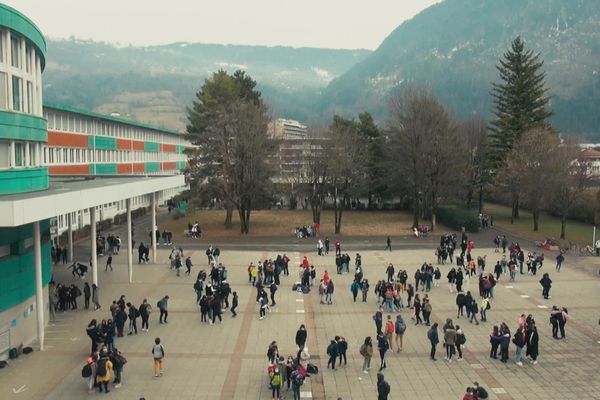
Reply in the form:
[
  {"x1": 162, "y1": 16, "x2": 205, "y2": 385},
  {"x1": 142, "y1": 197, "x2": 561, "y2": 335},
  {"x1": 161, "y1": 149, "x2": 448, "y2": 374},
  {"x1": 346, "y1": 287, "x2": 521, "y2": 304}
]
[
  {"x1": 12, "y1": 76, "x2": 21, "y2": 111},
  {"x1": 26, "y1": 81, "x2": 33, "y2": 113},
  {"x1": 10, "y1": 36, "x2": 20, "y2": 68},
  {"x1": 0, "y1": 141, "x2": 9, "y2": 168},
  {"x1": 0, "y1": 31, "x2": 4, "y2": 62},
  {"x1": 0, "y1": 244, "x2": 9, "y2": 259},
  {"x1": 14, "y1": 142, "x2": 23, "y2": 166},
  {"x1": 0, "y1": 72, "x2": 7, "y2": 110},
  {"x1": 29, "y1": 143, "x2": 36, "y2": 166},
  {"x1": 26, "y1": 46, "x2": 32, "y2": 73}
]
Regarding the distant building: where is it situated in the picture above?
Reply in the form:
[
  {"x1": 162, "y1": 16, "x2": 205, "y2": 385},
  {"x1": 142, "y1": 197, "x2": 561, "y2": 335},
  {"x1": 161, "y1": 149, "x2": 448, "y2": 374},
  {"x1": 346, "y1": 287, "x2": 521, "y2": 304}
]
[
  {"x1": 268, "y1": 118, "x2": 320, "y2": 182},
  {"x1": 577, "y1": 148, "x2": 600, "y2": 177},
  {"x1": 268, "y1": 118, "x2": 308, "y2": 140}
]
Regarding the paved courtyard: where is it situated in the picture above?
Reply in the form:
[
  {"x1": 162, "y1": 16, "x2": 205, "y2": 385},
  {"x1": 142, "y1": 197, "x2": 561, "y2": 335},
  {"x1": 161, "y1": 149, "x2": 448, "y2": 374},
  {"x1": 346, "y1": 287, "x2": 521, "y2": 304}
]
[{"x1": 1, "y1": 225, "x2": 600, "y2": 399}]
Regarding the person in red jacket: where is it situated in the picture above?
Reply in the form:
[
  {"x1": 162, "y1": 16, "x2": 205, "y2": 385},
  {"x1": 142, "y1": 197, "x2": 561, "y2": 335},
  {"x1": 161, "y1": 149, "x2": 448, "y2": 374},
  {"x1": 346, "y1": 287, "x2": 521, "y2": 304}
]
[{"x1": 463, "y1": 387, "x2": 474, "y2": 400}]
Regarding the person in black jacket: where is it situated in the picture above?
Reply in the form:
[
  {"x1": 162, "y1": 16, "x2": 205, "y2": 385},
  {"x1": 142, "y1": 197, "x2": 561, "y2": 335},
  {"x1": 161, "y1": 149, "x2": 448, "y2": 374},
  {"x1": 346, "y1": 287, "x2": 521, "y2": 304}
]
[
  {"x1": 127, "y1": 302, "x2": 138, "y2": 335},
  {"x1": 373, "y1": 308, "x2": 383, "y2": 335},
  {"x1": 539, "y1": 273, "x2": 552, "y2": 299},
  {"x1": 295, "y1": 325, "x2": 307, "y2": 349},
  {"x1": 377, "y1": 372, "x2": 391, "y2": 400},
  {"x1": 337, "y1": 336, "x2": 348, "y2": 365},
  {"x1": 427, "y1": 323, "x2": 439, "y2": 361},
  {"x1": 83, "y1": 282, "x2": 91, "y2": 310},
  {"x1": 230, "y1": 292, "x2": 238, "y2": 317},
  {"x1": 114, "y1": 308, "x2": 127, "y2": 337},
  {"x1": 327, "y1": 339, "x2": 338, "y2": 370},
  {"x1": 139, "y1": 299, "x2": 151, "y2": 332},
  {"x1": 377, "y1": 333, "x2": 389, "y2": 371}
]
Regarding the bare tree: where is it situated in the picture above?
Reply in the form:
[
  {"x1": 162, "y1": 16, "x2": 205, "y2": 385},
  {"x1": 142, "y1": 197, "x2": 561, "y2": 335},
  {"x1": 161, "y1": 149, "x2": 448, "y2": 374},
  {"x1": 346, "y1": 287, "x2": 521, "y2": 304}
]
[
  {"x1": 228, "y1": 102, "x2": 274, "y2": 234},
  {"x1": 328, "y1": 116, "x2": 367, "y2": 234},
  {"x1": 388, "y1": 87, "x2": 461, "y2": 231},
  {"x1": 305, "y1": 129, "x2": 328, "y2": 224},
  {"x1": 550, "y1": 137, "x2": 590, "y2": 239},
  {"x1": 458, "y1": 117, "x2": 489, "y2": 212},
  {"x1": 497, "y1": 127, "x2": 558, "y2": 231}
]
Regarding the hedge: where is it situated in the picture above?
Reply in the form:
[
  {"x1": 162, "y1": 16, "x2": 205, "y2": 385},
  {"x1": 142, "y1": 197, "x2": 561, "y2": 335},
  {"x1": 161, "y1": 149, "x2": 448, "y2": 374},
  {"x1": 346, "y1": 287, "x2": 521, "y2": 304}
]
[{"x1": 437, "y1": 206, "x2": 480, "y2": 233}]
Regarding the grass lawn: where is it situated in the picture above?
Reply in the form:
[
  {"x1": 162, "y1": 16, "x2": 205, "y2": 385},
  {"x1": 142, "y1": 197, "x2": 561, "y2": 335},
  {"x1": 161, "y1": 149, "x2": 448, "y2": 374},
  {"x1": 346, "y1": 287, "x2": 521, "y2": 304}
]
[
  {"x1": 161, "y1": 209, "x2": 441, "y2": 239},
  {"x1": 483, "y1": 203, "x2": 595, "y2": 246}
]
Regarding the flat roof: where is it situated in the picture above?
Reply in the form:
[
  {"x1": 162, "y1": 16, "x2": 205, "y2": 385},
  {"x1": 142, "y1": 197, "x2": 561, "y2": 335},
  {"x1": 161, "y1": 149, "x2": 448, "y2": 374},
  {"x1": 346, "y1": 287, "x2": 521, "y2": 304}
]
[
  {"x1": 43, "y1": 102, "x2": 184, "y2": 138},
  {"x1": 0, "y1": 175, "x2": 185, "y2": 227}
]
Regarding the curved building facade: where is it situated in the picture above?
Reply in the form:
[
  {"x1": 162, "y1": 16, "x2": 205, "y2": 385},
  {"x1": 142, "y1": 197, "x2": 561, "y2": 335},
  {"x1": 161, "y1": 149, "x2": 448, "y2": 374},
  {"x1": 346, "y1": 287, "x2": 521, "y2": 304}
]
[{"x1": 0, "y1": 5, "x2": 51, "y2": 356}]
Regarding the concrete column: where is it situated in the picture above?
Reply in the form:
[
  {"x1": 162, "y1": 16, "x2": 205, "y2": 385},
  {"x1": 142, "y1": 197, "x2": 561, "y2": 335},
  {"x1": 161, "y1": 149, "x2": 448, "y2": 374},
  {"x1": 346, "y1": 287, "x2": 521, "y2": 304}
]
[
  {"x1": 90, "y1": 207, "x2": 98, "y2": 286},
  {"x1": 151, "y1": 192, "x2": 157, "y2": 264},
  {"x1": 67, "y1": 213, "x2": 73, "y2": 263},
  {"x1": 127, "y1": 198, "x2": 133, "y2": 283},
  {"x1": 33, "y1": 221, "x2": 45, "y2": 351}
]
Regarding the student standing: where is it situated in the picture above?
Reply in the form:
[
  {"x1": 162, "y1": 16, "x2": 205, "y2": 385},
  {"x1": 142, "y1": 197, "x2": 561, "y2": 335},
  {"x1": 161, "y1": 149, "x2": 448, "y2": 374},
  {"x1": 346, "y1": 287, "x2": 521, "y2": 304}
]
[
  {"x1": 327, "y1": 339, "x2": 338, "y2": 370},
  {"x1": 158, "y1": 296, "x2": 169, "y2": 324},
  {"x1": 377, "y1": 373, "x2": 391, "y2": 400},
  {"x1": 92, "y1": 284, "x2": 101, "y2": 310},
  {"x1": 84, "y1": 282, "x2": 91, "y2": 310},
  {"x1": 139, "y1": 299, "x2": 151, "y2": 332},
  {"x1": 427, "y1": 323, "x2": 439, "y2": 361},
  {"x1": 360, "y1": 336, "x2": 373, "y2": 373},
  {"x1": 385, "y1": 236, "x2": 392, "y2": 252},
  {"x1": 230, "y1": 292, "x2": 238, "y2": 317},
  {"x1": 377, "y1": 333, "x2": 389, "y2": 371},
  {"x1": 513, "y1": 326, "x2": 525, "y2": 366},
  {"x1": 105, "y1": 255, "x2": 113, "y2": 271},
  {"x1": 152, "y1": 337, "x2": 165, "y2": 378},
  {"x1": 395, "y1": 315, "x2": 406, "y2": 352}
]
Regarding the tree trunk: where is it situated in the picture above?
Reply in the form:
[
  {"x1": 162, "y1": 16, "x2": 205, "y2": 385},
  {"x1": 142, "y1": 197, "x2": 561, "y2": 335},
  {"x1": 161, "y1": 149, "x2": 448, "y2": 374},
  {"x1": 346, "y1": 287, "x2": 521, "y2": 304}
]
[
  {"x1": 465, "y1": 188, "x2": 473, "y2": 209},
  {"x1": 224, "y1": 202, "x2": 233, "y2": 229},
  {"x1": 238, "y1": 201, "x2": 251, "y2": 234},
  {"x1": 560, "y1": 212, "x2": 567, "y2": 239},
  {"x1": 430, "y1": 212, "x2": 436, "y2": 232},
  {"x1": 511, "y1": 194, "x2": 520, "y2": 220},
  {"x1": 478, "y1": 184, "x2": 484, "y2": 214},
  {"x1": 533, "y1": 209, "x2": 539, "y2": 231},
  {"x1": 412, "y1": 189, "x2": 420, "y2": 229}
]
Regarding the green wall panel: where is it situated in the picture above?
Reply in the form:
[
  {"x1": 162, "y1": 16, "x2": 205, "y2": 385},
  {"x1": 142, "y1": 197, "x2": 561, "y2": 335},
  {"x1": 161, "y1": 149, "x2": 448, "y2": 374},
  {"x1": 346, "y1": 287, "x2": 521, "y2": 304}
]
[
  {"x1": 91, "y1": 163, "x2": 117, "y2": 175},
  {"x1": 176, "y1": 161, "x2": 186, "y2": 170},
  {"x1": 0, "y1": 4, "x2": 46, "y2": 68},
  {"x1": 145, "y1": 162, "x2": 160, "y2": 173},
  {"x1": 88, "y1": 135, "x2": 116, "y2": 150},
  {"x1": 176, "y1": 145, "x2": 185, "y2": 153},
  {"x1": 144, "y1": 141, "x2": 160, "y2": 152},
  {"x1": 0, "y1": 222, "x2": 52, "y2": 312},
  {"x1": 0, "y1": 111, "x2": 48, "y2": 142},
  {"x1": 0, "y1": 167, "x2": 48, "y2": 194}
]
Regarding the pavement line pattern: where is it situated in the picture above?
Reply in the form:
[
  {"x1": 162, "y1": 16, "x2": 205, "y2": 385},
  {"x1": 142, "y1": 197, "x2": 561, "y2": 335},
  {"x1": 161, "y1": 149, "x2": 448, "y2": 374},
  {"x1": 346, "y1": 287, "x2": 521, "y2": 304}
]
[
  {"x1": 219, "y1": 251, "x2": 268, "y2": 400},
  {"x1": 301, "y1": 252, "x2": 326, "y2": 400}
]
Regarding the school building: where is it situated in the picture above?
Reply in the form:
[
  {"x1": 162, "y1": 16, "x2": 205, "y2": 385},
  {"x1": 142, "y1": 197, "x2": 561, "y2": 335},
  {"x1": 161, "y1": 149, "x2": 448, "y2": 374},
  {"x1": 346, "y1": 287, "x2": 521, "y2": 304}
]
[{"x1": 0, "y1": 4, "x2": 189, "y2": 358}]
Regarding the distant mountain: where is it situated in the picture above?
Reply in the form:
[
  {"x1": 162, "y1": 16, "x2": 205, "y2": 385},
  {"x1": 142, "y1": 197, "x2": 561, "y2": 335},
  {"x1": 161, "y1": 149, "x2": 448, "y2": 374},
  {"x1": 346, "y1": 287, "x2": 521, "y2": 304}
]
[
  {"x1": 43, "y1": 39, "x2": 370, "y2": 131},
  {"x1": 321, "y1": 0, "x2": 600, "y2": 139}
]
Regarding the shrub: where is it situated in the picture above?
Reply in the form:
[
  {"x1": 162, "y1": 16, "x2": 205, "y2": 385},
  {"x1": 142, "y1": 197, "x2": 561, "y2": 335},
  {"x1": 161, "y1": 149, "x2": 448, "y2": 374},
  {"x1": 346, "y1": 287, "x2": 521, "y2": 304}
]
[
  {"x1": 171, "y1": 209, "x2": 185, "y2": 220},
  {"x1": 437, "y1": 206, "x2": 480, "y2": 233}
]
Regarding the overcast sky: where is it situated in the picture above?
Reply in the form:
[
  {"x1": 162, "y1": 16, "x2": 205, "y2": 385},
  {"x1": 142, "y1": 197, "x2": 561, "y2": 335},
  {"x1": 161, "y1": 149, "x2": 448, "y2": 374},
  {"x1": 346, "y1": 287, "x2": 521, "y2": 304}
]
[{"x1": 4, "y1": 0, "x2": 440, "y2": 50}]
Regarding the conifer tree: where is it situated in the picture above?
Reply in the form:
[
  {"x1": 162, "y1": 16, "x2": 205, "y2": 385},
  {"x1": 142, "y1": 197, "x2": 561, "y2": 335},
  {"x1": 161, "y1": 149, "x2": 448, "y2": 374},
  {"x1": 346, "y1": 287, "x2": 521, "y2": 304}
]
[
  {"x1": 490, "y1": 36, "x2": 553, "y2": 161},
  {"x1": 489, "y1": 36, "x2": 553, "y2": 219}
]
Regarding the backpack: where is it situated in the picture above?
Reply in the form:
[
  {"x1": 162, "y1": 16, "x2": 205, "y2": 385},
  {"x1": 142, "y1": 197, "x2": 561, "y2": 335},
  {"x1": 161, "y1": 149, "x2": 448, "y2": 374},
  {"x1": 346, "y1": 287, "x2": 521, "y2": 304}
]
[
  {"x1": 81, "y1": 363, "x2": 92, "y2": 378},
  {"x1": 386, "y1": 321, "x2": 395, "y2": 334},
  {"x1": 456, "y1": 333, "x2": 466, "y2": 345},
  {"x1": 157, "y1": 301, "x2": 161, "y2": 308},
  {"x1": 291, "y1": 371, "x2": 305, "y2": 386},
  {"x1": 395, "y1": 321, "x2": 406, "y2": 335},
  {"x1": 134, "y1": 308, "x2": 140, "y2": 318},
  {"x1": 385, "y1": 291, "x2": 393, "y2": 300},
  {"x1": 223, "y1": 270, "x2": 228, "y2": 279},
  {"x1": 486, "y1": 301, "x2": 491, "y2": 310},
  {"x1": 117, "y1": 354, "x2": 128, "y2": 365},
  {"x1": 96, "y1": 358, "x2": 107, "y2": 376},
  {"x1": 359, "y1": 344, "x2": 367, "y2": 357}
]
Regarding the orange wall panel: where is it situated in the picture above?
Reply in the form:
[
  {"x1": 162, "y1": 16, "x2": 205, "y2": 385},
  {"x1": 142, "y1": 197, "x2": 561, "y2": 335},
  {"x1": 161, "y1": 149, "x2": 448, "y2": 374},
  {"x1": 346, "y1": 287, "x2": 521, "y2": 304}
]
[
  {"x1": 48, "y1": 164, "x2": 90, "y2": 175},
  {"x1": 47, "y1": 131, "x2": 88, "y2": 148},
  {"x1": 132, "y1": 163, "x2": 145, "y2": 173},
  {"x1": 161, "y1": 162, "x2": 176, "y2": 170},
  {"x1": 116, "y1": 139, "x2": 132, "y2": 150},
  {"x1": 161, "y1": 143, "x2": 176, "y2": 152},
  {"x1": 117, "y1": 163, "x2": 132, "y2": 174},
  {"x1": 131, "y1": 140, "x2": 145, "y2": 151}
]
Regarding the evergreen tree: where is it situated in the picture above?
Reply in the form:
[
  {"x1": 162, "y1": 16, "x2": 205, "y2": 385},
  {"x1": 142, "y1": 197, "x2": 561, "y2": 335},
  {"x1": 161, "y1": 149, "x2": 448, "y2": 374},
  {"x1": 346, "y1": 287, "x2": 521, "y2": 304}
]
[
  {"x1": 489, "y1": 36, "x2": 553, "y2": 219},
  {"x1": 490, "y1": 36, "x2": 553, "y2": 163}
]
